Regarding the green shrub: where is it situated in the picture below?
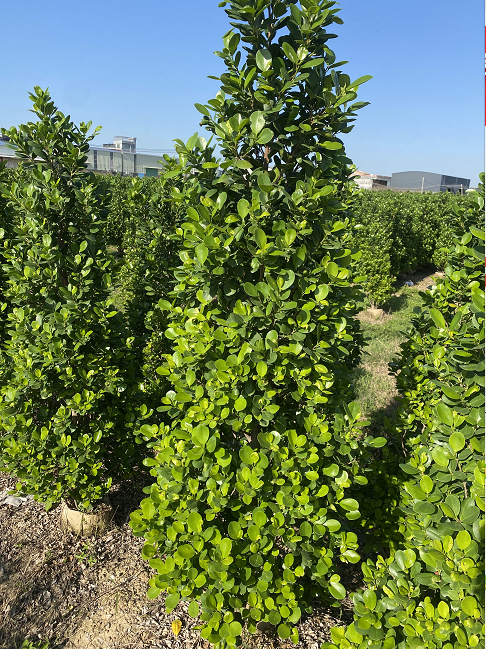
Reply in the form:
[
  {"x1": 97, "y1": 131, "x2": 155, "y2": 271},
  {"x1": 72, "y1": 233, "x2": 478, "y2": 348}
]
[
  {"x1": 115, "y1": 163, "x2": 186, "y2": 340},
  {"x1": 322, "y1": 177, "x2": 485, "y2": 649},
  {"x1": 127, "y1": 1, "x2": 386, "y2": 646},
  {"x1": 102, "y1": 174, "x2": 139, "y2": 251},
  {"x1": 0, "y1": 88, "x2": 149, "y2": 511},
  {"x1": 350, "y1": 190, "x2": 468, "y2": 306}
]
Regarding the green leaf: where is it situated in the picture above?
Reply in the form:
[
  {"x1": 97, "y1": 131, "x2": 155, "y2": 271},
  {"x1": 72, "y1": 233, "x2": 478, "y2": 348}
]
[
  {"x1": 178, "y1": 544, "x2": 195, "y2": 559},
  {"x1": 228, "y1": 521, "x2": 242, "y2": 539},
  {"x1": 461, "y1": 596, "x2": 478, "y2": 615},
  {"x1": 281, "y1": 269, "x2": 295, "y2": 290},
  {"x1": 234, "y1": 396, "x2": 247, "y2": 412},
  {"x1": 220, "y1": 537, "x2": 232, "y2": 558},
  {"x1": 257, "y1": 173, "x2": 272, "y2": 192},
  {"x1": 256, "y1": 361, "x2": 267, "y2": 377},
  {"x1": 348, "y1": 74, "x2": 373, "y2": 89},
  {"x1": 188, "y1": 511, "x2": 203, "y2": 533},
  {"x1": 315, "y1": 284, "x2": 329, "y2": 301},
  {"x1": 188, "y1": 600, "x2": 200, "y2": 617},
  {"x1": 254, "y1": 228, "x2": 267, "y2": 248},
  {"x1": 339, "y1": 498, "x2": 359, "y2": 512},
  {"x1": 265, "y1": 330, "x2": 278, "y2": 349},
  {"x1": 299, "y1": 521, "x2": 312, "y2": 537},
  {"x1": 327, "y1": 261, "x2": 339, "y2": 278},
  {"x1": 282, "y1": 42, "x2": 298, "y2": 64},
  {"x1": 346, "y1": 623, "x2": 364, "y2": 643},
  {"x1": 431, "y1": 446, "x2": 450, "y2": 467},
  {"x1": 442, "y1": 385, "x2": 461, "y2": 400},
  {"x1": 238, "y1": 198, "x2": 250, "y2": 217},
  {"x1": 250, "y1": 111, "x2": 265, "y2": 134},
  {"x1": 449, "y1": 431, "x2": 465, "y2": 452},
  {"x1": 244, "y1": 282, "x2": 258, "y2": 297},
  {"x1": 363, "y1": 589, "x2": 377, "y2": 610},
  {"x1": 256, "y1": 128, "x2": 273, "y2": 145},
  {"x1": 147, "y1": 586, "x2": 161, "y2": 599},
  {"x1": 370, "y1": 436, "x2": 387, "y2": 448},
  {"x1": 165, "y1": 592, "x2": 180, "y2": 612},
  {"x1": 437, "y1": 402, "x2": 453, "y2": 426},
  {"x1": 256, "y1": 49, "x2": 272, "y2": 71},
  {"x1": 321, "y1": 464, "x2": 339, "y2": 477},
  {"x1": 456, "y1": 530, "x2": 471, "y2": 550},
  {"x1": 193, "y1": 425, "x2": 210, "y2": 446},
  {"x1": 235, "y1": 159, "x2": 253, "y2": 169},
  {"x1": 195, "y1": 244, "x2": 208, "y2": 264},
  {"x1": 277, "y1": 623, "x2": 291, "y2": 639},
  {"x1": 229, "y1": 621, "x2": 242, "y2": 637},
  {"x1": 195, "y1": 103, "x2": 210, "y2": 116},
  {"x1": 321, "y1": 141, "x2": 343, "y2": 150},
  {"x1": 329, "y1": 581, "x2": 346, "y2": 600},
  {"x1": 429, "y1": 308, "x2": 447, "y2": 329},
  {"x1": 176, "y1": 391, "x2": 192, "y2": 402},
  {"x1": 420, "y1": 475, "x2": 434, "y2": 494},
  {"x1": 302, "y1": 57, "x2": 325, "y2": 69},
  {"x1": 141, "y1": 500, "x2": 155, "y2": 519}
]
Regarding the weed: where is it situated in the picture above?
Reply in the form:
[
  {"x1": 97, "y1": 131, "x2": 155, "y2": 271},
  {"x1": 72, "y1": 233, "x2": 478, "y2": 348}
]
[
  {"x1": 17, "y1": 640, "x2": 49, "y2": 649},
  {"x1": 75, "y1": 542, "x2": 97, "y2": 567}
]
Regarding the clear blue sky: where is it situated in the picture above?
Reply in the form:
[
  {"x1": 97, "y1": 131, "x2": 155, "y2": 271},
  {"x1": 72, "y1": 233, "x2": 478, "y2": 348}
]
[{"x1": 1, "y1": 1, "x2": 483, "y2": 182}]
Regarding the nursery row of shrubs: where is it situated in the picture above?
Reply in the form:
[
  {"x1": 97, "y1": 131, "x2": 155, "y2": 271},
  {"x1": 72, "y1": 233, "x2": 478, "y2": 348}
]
[
  {"x1": 1, "y1": 143, "x2": 470, "y2": 315},
  {"x1": 350, "y1": 190, "x2": 469, "y2": 306},
  {"x1": 0, "y1": 1, "x2": 483, "y2": 647},
  {"x1": 98, "y1": 171, "x2": 471, "y2": 310}
]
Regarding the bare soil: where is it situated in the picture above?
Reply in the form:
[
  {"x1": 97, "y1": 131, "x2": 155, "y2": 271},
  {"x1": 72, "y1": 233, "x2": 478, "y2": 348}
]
[{"x1": 0, "y1": 472, "x2": 358, "y2": 649}]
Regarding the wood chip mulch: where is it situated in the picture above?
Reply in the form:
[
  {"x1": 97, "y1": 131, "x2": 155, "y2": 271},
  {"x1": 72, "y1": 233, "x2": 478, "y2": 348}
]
[{"x1": 0, "y1": 472, "x2": 360, "y2": 649}]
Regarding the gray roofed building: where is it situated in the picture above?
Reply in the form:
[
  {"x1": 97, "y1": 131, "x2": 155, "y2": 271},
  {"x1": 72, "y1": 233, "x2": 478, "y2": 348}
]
[{"x1": 390, "y1": 171, "x2": 470, "y2": 194}]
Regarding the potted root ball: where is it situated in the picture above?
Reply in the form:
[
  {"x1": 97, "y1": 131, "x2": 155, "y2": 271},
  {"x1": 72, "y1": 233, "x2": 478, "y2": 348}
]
[{"x1": 60, "y1": 496, "x2": 114, "y2": 537}]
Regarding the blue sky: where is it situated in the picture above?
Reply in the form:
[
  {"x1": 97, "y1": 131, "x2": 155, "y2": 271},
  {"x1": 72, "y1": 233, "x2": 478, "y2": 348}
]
[{"x1": 1, "y1": 0, "x2": 483, "y2": 182}]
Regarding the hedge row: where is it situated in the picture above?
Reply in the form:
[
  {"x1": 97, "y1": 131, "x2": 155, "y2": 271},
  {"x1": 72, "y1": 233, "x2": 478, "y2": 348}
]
[
  {"x1": 324, "y1": 178, "x2": 485, "y2": 649},
  {"x1": 97, "y1": 175, "x2": 472, "y2": 310},
  {"x1": 2, "y1": 153, "x2": 469, "y2": 314},
  {"x1": 349, "y1": 189, "x2": 469, "y2": 306}
]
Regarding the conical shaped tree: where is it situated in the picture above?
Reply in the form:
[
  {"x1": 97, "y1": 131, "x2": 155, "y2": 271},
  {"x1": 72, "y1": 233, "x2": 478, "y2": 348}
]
[
  {"x1": 131, "y1": 1, "x2": 375, "y2": 645},
  {"x1": 0, "y1": 88, "x2": 149, "y2": 511}
]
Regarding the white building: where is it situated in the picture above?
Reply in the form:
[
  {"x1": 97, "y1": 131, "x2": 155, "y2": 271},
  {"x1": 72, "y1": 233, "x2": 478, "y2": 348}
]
[
  {"x1": 351, "y1": 170, "x2": 391, "y2": 190},
  {"x1": 0, "y1": 135, "x2": 172, "y2": 178}
]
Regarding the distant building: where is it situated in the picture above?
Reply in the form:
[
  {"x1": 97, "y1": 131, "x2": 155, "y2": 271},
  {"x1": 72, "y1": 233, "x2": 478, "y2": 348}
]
[
  {"x1": 351, "y1": 170, "x2": 391, "y2": 190},
  {"x1": 0, "y1": 134, "x2": 172, "y2": 177},
  {"x1": 390, "y1": 171, "x2": 470, "y2": 194},
  {"x1": 103, "y1": 135, "x2": 136, "y2": 154}
]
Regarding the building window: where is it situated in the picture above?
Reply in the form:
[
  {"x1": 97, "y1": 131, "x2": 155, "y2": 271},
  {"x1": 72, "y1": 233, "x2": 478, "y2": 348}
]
[
  {"x1": 110, "y1": 151, "x2": 114, "y2": 172},
  {"x1": 93, "y1": 150, "x2": 98, "y2": 171}
]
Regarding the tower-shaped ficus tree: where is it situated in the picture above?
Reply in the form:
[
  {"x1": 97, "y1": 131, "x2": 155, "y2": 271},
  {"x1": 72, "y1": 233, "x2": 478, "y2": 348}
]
[
  {"x1": 131, "y1": 1, "x2": 377, "y2": 645},
  {"x1": 0, "y1": 88, "x2": 148, "y2": 512}
]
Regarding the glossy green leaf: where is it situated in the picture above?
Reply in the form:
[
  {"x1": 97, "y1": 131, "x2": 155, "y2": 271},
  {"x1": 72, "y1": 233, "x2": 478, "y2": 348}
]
[
  {"x1": 449, "y1": 431, "x2": 465, "y2": 452},
  {"x1": 250, "y1": 111, "x2": 265, "y2": 134},
  {"x1": 256, "y1": 49, "x2": 272, "y2": 71},
  {"x1": 234, "y1": 396, "x2": 247, "y2": 412},
  {"x1": 195, "y1": 244, "x2": 208, "y2": 265},
  {"x1": 437, "y1": 402, "x2": 453, "y2": 426},
  {"x1": 329, "y1": 581, "x2": 346, "y2": 600},
  {"x1": 429, "y1": 308, "x2": 446, "y2": 329}
]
